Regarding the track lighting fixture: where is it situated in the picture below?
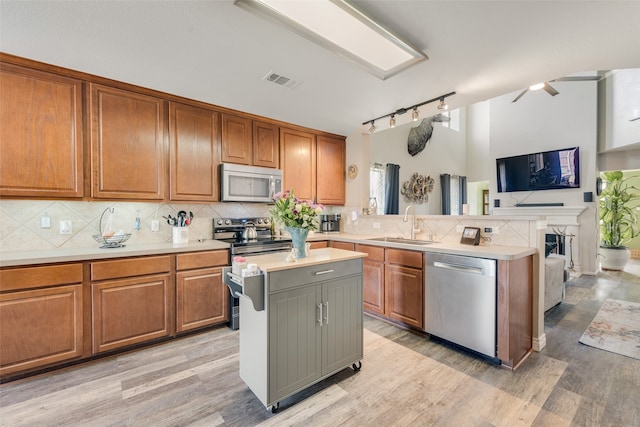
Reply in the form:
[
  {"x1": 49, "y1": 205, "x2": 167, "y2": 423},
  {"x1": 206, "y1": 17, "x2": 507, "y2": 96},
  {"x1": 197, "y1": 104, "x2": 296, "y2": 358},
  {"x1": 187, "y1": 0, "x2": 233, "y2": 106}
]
[{"x1": 363, "y1": 91, "x2": 455, "y2": 130}]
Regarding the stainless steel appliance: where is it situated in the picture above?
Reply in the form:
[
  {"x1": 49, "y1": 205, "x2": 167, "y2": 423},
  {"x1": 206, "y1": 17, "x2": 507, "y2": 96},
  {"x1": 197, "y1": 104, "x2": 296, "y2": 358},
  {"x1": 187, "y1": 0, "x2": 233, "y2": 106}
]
[
  {"x1": 424, "y1": 253, "x2": 497, "y2": 359},
  {"x1": 220, "y1": 163, "x2": 282, "y2": 203},
  {"x1": 320, "y1": 214, "x2": 341, "y2": 233},
  {"x1": 213, "y1": 217, "x2": 291, "y2": 329}
]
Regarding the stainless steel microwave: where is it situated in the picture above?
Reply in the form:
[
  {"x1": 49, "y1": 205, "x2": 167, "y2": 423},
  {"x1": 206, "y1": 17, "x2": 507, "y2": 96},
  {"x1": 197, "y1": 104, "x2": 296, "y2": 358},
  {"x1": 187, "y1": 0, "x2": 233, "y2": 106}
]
[{"x1": 220, "y1": 163, "x2": 282, "y2": 203}]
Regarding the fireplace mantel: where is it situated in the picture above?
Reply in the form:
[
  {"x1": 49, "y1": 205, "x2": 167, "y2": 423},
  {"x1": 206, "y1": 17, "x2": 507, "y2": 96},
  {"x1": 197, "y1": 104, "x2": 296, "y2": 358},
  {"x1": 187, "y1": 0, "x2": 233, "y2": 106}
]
[{"x1": 493, "y1": 205, "x2": 587, "y2": 226}]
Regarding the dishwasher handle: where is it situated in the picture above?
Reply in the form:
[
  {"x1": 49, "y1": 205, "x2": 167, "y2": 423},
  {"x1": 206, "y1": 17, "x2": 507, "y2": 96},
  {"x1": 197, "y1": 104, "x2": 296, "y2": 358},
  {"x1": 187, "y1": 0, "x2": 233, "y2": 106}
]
[{"x1": 432, "y1": 261, "x2": 485, "y2": 275}]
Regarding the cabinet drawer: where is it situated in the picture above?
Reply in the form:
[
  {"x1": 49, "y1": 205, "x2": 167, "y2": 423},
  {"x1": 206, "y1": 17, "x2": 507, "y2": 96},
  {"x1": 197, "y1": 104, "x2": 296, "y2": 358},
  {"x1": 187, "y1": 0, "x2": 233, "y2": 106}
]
[
  {"x1": 176, "y1": 250, "x2": 228, "y2": 271},
  {"x1": 91, "y1": 256, "x2": 171, "y2": 281},
  {"x1": 385, "y1": 248, "x2": 423, "y2": 269},
  {"x1": 269, "y1": 259, "x2": 362, "y2": 293},
  {"x1": 329, "y1": 241, "x2": 355, "y2": 251},
  {"x1": 0, "y1": 263, "x2": 83, "y2": 292},
  {"x1": 355, "y1": 244, "x2": 384, "y2": 262}
]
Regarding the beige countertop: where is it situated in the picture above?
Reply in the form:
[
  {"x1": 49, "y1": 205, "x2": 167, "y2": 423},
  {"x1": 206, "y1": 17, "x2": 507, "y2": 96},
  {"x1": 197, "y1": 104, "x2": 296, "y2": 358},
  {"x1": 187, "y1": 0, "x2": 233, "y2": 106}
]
[
  {"x1": 0, "y1": 240, "x2": 230, "y2": 268},
  {"x1": 0, "y1": 231, "x2": 536, "y2": 268},
  {"x1": 244, "y1": 247, "x2": 367, "y2": 272}
]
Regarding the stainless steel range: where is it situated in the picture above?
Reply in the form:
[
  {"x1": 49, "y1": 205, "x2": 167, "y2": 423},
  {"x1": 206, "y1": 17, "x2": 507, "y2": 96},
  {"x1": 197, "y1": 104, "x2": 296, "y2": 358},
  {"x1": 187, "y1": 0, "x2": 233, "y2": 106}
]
[{"x1": 213, "y1": 217, "x2": 291, "y2": 329}]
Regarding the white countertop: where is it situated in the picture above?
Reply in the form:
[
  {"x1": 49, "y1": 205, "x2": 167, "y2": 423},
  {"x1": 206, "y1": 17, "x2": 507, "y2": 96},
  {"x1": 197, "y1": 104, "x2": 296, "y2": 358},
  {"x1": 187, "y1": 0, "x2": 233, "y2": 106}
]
[
  {"x1": 244, "y1": 247, "x2": 367, "y2": 272},
  {"x1": 0, "y1": 240, "x2": 230, "y2": 268}
]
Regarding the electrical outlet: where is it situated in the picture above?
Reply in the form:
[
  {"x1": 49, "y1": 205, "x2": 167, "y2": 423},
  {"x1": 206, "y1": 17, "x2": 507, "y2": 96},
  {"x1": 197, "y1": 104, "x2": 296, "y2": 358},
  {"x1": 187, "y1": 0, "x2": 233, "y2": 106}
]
[
  {"x1": 41, "y1": 215, "x2": 51, "y2": 229},
  {"x1": 484, "y1": 227, "x2": 492, "y2": 233},
  {"x1": 456, "y1": 225, "x2": 465, "y2": 232},
  {"x1": 491, "y1": 227, "x2": 499, "y2": 234},
  {"x1": 151, "y1": 220, "x2": 160, "y2": 232},
  {"x1": 59, "y1": 220, "x2": 72, "y2": 235},
  {"x1": 373, "y1": 222, "x2": 381, "y2": 229}
]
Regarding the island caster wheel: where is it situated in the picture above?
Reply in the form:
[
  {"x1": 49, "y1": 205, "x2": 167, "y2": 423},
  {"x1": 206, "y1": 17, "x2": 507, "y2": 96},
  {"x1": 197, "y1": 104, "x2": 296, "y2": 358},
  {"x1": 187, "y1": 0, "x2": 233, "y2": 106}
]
[
  {"x1": 351, "y1": 361, "x2": 362, "y2": 371},
  {"x1": 271, "y1": 402, "x2": 279, "y2": 414}
]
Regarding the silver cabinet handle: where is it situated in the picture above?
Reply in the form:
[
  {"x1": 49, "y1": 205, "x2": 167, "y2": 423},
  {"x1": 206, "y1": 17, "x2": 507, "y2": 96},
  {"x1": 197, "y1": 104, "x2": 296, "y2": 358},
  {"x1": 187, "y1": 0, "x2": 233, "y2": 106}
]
[
  {"x1": 314, "y1": 269, "x2": 334, "y2": 276},
  {"x1": 317, "y1": 303, "x2": 323, "y2": 326},
  {"x1": 433, "y1": 261, "x2": 484, "y2": 275},
  {"x1": 323, "y1": 301, "x2": 329, "y2": 325}
]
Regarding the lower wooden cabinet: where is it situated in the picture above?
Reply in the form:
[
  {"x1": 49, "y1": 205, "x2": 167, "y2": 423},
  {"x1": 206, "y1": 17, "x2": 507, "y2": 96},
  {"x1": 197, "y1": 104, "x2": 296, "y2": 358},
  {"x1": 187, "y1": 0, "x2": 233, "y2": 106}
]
[
  {"x1": 329, "y1": 241, "x2": 354, "y2": 251},
  {"x1": 176, "y1": 250, "x2": 229, "y2": 333},
  {"x1": 91, "y1": 256, "x2": 173, "y2": 354},
  {"x1": 356, "y1": 244, "x2": 385, "y2": 315},
  {"x1": 0, "y1": 263, "x2": 84, "y2": 376},
  {"x1": 308, "y1": 240, "x2": 328, "y2": 249}
]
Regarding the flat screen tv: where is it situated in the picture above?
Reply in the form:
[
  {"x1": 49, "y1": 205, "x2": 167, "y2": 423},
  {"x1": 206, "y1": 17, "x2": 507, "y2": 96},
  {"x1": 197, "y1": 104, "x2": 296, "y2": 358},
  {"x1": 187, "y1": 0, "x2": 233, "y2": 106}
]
[{"x1": 496, "y1": 147, "x2": 580, "y2": 193}]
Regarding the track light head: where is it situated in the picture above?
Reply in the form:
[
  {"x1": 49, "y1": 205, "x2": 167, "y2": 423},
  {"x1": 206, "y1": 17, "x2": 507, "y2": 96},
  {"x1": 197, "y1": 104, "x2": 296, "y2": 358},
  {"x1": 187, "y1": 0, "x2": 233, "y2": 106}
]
[
  {"x1": 412, "y1": 107, "x2": 419, "y2": 121},
  {"x1": 369, "y1": 120, "x2": 377, "y2": 134},
  {"x1": 390, "y1": 114, "x2": 396, "y2": 128},
  {"x1": 437, "y1": 97, "x2": 448, "y2": 110}
]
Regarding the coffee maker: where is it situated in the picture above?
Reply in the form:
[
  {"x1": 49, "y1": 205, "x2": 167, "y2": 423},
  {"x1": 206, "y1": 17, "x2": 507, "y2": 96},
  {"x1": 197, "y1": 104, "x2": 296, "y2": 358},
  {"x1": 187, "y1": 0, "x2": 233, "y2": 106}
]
[{"x1": 320, "y1": 214, "x2": 341, "y2": 233}]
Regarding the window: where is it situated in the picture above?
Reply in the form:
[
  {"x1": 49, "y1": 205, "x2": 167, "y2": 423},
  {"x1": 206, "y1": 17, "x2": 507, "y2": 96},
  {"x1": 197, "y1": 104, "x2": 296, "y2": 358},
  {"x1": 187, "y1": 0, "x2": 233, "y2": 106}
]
[{"x1": 369, "y1": 163, "x2": 385, "y2": 215}]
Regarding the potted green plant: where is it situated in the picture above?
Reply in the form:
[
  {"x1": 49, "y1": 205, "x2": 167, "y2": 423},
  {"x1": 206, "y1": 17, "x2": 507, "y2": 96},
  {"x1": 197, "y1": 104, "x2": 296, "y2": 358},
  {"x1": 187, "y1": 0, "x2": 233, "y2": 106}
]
[{"x1": 599, "y1": 171, "x2": 640, "y2": 270}]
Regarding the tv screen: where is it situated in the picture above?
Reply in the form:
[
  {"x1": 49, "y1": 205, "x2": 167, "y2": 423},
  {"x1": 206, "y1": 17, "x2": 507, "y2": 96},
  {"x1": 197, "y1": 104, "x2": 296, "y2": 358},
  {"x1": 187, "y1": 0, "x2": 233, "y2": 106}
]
[{"x1": 496, "y1": 147, "x2": 580, "y2": 193}]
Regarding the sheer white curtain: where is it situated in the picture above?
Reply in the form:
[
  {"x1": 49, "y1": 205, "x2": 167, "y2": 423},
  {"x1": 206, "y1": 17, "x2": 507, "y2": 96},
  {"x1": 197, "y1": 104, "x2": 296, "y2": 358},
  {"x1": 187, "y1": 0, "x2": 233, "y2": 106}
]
[{"x1": 369, "y1": 163, "x2": 385, "y2": 215}]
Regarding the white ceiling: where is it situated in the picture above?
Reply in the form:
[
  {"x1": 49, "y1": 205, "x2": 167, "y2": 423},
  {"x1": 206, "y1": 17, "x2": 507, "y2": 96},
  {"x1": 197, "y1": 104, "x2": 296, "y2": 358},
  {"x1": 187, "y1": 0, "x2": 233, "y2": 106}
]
[{"x1": 1, "y1": 1, "x2": 640, "y2": 137}]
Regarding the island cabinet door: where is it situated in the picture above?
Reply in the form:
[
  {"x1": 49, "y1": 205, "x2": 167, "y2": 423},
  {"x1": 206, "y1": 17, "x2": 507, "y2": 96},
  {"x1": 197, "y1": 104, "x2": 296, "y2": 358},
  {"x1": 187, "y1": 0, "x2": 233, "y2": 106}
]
[
  {"x1": 321, "y1": 275, "x2": 363, "y2": 375},
  {"x1": 268, "y1": 284, "x2": 322, "y2": 402}
]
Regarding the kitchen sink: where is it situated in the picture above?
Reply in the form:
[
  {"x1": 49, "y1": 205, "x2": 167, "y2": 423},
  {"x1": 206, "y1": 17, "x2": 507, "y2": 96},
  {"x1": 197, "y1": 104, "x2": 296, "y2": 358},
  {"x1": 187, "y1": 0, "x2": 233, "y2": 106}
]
[{"x1": 367, "y1": 237, "x2": 434, "y2": 245}]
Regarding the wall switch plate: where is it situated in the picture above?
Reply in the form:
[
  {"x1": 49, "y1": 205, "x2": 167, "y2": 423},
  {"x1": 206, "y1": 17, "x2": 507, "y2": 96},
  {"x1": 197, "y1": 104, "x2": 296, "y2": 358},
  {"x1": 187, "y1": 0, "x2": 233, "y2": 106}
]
[
  {"x1": 59, "y1": 220, "x2": 72, "y2": 235},
  {"x1": 484, "y1": 227, "x2": 492, "y2": 233},
  {"x1": 151, "y1": 220, "x2": 160, "y2": 232},
  {"x1": 41, "y1": 216, "x2": 51, "y2": 229},
  {"x1": 373, "y1": 222, "x2": 381, "y2": 229}
]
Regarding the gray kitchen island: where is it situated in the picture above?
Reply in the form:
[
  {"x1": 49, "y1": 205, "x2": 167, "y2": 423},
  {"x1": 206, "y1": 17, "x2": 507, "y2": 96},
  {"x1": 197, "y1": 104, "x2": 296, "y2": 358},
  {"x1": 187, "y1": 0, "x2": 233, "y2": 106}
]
[{"x1": 224, "y1": 247, "x2": 367, "y2": 412}]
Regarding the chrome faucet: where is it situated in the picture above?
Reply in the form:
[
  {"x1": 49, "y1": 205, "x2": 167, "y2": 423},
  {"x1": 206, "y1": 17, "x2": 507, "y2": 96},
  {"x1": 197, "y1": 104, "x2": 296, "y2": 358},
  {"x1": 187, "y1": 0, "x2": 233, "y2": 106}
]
[{"x1": 403, "y1": 206, "x2": 420, "y2": 240}]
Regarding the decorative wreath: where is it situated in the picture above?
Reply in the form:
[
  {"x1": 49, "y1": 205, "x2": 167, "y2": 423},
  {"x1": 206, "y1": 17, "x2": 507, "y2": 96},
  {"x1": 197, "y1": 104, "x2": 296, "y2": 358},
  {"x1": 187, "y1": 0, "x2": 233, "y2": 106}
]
[{"x1": 400, "y1": 172, "x2": 435, "y2": 204}]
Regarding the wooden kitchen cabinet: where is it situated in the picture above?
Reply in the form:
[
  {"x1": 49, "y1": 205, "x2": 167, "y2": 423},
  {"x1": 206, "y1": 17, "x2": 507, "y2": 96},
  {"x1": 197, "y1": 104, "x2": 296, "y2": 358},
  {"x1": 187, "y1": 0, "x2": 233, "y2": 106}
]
[
  {"x1": 169, "y1": 102, "x2": 220, "y2": 201},
  {"x1": 316, "y1": 135, "x2": 346, "y2": 205},
  {"x1": 280, "y1": 127, "x2": 316, "y2": 201},
  {"x1": 221, "y1": 113, "x2": 252, "y2": 165},
  {"x1": 90, "y1": 83, "x2": 165, "y2": 200},
  {"x1": 0, "y1": 263, "x2": 84, "y2": 376},
  {"x1": 253, "y1": 120, "x2": 279, "y2": 168},
  {"x1": 329, "y1": 241, "x2": 354, "y2": 251},
  {"x1": 175, "y1": 250, "x2": 229, "y2": 333},
  {"x1": 385, "y1": 248, "x2": 424, "y2": 329},
  {"x1": 0, "y1": 63, "x2": 83, "y2": 198},
  {"x1": 356, "y1": 244, "x2": 385, "y2": 315},
  {"x1": 309, "y1": 241, "x2": 328, "y2": 249},
  {"x1": 90, "y1": 256, "x2": 173, "y2": 354}
]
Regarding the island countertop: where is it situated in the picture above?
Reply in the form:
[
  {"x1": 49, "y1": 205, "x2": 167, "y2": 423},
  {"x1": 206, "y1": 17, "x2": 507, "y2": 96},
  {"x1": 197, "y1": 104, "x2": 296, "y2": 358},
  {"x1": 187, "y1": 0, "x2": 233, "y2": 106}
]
[{"x1": 244, "y1": 247, "x2": 367, "y2": 272}]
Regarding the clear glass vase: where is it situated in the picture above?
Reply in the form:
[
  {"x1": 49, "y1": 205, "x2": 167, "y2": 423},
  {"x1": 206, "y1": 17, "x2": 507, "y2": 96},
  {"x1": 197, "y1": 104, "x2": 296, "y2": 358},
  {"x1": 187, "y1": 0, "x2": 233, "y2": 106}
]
[{"x1": 285, "y1": 226, "x2": 310, "y2": 258}]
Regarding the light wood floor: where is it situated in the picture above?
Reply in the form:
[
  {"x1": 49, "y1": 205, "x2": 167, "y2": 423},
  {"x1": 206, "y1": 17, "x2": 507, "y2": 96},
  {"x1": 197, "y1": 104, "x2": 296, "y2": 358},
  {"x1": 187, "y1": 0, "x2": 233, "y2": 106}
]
[{"x1": 1, "y1": 263, "x2": 640, "y2": 426}]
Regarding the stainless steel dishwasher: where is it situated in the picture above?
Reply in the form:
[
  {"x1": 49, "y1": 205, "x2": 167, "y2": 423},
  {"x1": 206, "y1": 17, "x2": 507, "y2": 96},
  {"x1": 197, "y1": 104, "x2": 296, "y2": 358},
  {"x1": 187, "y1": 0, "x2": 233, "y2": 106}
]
[{"x1": 424, "y1": 253, "x2": 497, "y2": 358}]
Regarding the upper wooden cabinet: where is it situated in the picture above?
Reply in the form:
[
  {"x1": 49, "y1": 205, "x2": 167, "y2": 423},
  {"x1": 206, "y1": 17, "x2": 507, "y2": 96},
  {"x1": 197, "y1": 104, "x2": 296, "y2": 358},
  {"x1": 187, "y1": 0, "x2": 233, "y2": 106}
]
[
  {"x1": 221, "y1": 113, "x2": 252, "y2": 165},
  {"x1": 0, "y1": 63, "x2": 83, "y2": 198},
  {"x1": 252, "y1": 120, "x2": 279, "y2": 168},
  {"x1": 169, "y1": 102, "x2": 220, "y2": 201},
  {"x1": 90, "y1": 83, "x2": 165, "y2": 200},
  {"x1": 221, "y1": 114, "x2": 279, "y2": 168},
  {"x1": 280, "y1": 127, "x2": 316, "y2": 201},
  {"x1": 316, "y1": 134, "x2": 346, "y2": 205}
]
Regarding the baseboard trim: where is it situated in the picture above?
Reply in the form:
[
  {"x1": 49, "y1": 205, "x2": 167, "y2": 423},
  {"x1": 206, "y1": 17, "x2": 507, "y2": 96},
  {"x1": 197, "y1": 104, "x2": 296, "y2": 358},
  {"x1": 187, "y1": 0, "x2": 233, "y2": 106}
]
[{"x1": 533, "y1": 334, "x2": 546, "y2": 352}]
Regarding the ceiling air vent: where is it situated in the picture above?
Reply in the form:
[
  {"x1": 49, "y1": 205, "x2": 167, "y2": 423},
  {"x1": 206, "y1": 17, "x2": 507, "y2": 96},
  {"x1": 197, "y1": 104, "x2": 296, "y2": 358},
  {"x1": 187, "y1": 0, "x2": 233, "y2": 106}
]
[{"x1": 262, "y1": 71, "x2": 300, "y2": 89}]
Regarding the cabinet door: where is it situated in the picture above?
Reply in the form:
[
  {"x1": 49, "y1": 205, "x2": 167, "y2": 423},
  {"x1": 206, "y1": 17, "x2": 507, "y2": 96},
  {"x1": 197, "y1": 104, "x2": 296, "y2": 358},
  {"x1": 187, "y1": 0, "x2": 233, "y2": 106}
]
[
  {"x1": 176, "y1": 267, "x2": 228, "y2": 333},
  {"x1": 253, "y1": 120, "x2": 279, "y2": 168},
  {"x1": 316, "y1": 135, "x2": 345, "y2": 205},
  {"x1": 322, "y1": 275, "x2": 362, "y2": 374},
  {"x1": 0, "y1": 284, "x2": 83, "y2": 376},
  {"x1": 269, "y1": 284, "x2": 322, "y2": 401},
  {"x1": 92, "y1": 273, "x2": 172, "y2": 353},
  {"x1": 90, "y1": 83, "x2": 165, "y2": 199},
  {"x1": 0, "y1": 63, "x2": 83, "y2": 198},
  {"x1": 169, "y1": 102, "x2": 220, "y2": 201},
  {"x1": 363, "y1": 259, "x2": 385, "y2": 315},
  {"x1": 280, "y1": 127, "x2": 316, "y2": 201},
  {"x1": 221, "y1": 113, "x2": 252, "y2": 165},
  {"x1": 385, "y1": 265, "x2": 424, "y2": 329}
]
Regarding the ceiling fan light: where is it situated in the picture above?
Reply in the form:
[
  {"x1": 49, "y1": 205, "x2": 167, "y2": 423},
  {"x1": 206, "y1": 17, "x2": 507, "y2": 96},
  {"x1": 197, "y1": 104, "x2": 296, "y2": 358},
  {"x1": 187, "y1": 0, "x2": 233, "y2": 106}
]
[
  {"x1": 412, "y1": 107, "x2": 419, "y2": 121},
  {"x1": 437, "y1": 97, "x2": 448, "y2": 110},
  {"x1": 529, "y1": 82, "x2": 545, "y2": 91}
]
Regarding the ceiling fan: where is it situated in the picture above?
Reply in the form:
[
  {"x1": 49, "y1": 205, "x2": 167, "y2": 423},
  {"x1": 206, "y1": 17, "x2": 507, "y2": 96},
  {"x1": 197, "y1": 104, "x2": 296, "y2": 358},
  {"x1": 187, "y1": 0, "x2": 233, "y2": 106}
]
[{"x1": 512, "y1": 75, "x2": 603, "y2": 103}]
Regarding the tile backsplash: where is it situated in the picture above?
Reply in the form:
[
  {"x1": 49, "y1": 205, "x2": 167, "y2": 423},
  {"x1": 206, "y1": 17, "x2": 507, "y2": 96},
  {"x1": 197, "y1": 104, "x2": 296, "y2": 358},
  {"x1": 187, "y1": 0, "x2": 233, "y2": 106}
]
[{"x1": 0, "y1": 200, "x2": 271, "y2": 252}]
